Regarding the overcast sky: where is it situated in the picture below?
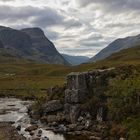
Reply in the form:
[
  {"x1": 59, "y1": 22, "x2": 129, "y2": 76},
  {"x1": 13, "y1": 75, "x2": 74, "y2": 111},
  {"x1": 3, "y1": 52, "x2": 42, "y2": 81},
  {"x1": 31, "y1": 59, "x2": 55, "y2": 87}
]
[{"x1": 0, "y1": 0, "x2": 140, "y2": 57}]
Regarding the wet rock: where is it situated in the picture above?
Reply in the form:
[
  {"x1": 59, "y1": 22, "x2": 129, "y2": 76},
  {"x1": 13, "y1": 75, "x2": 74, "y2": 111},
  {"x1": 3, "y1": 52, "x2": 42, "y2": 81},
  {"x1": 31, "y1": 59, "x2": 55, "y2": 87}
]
[
  {"x1": 89, "y1": 136, "x2": 101, "y2": 140},
  {"x1": 55, "y1": 124, "x2": 67, "y2": 133},
  {"x1": 119, "y1": 138, "x2": 126, "y2": 140},
  {"x1": 30, "y1": 131, "x2": 34, "y2": 136},
  {"x1": 43, "y1": 100, "x2": 63, "y2": 114},
  {"x1": 38, "y1": 129, "x2": 42, "y2": 135},
  {"x1": 25, "y1": 125, "x2": 38, "y2": 132},
  {"x1": 41, "y1": 137, "x2": 49, "y2": 140},
  {"x1": 16, "y1": 125, "x2": 21, "y2": 131},
  {"x1": 67, "y1": 124, "x2": 77, "y2": 131},
  {"x1": 78, "y1": 116, "x2": 84, "y2": 122},
  {"x1": 32, "y1": 138, "x2": 40, "y2": 140}
]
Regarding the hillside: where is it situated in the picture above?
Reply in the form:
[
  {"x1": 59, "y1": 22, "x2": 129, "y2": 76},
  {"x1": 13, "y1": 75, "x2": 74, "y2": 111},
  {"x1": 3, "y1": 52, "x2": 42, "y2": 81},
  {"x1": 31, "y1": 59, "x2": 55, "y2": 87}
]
[
  {"x1": 89, "y1": 34, "x2": 140, "y2": 62},
  {"x1": 0, "y1": 45, "x2": 140, "y2": 94},
  {"x1": 0, "y1": 26, "x2": 69, "y2": 65}
]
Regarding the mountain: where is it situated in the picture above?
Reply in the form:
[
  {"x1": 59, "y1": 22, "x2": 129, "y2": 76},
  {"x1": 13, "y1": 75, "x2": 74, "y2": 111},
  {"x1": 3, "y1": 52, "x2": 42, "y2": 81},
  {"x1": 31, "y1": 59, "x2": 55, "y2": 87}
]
[
  {"x1": 62, "y1": 54, "x2": 89, "y2": 65},
  {"x1": 100, "y1": 45, "x2": 140, "y2": 65},
  {"x1": 89, "y1": 34, "x2": 140, "y2": 62},
  {"x1": 0, "y1": 40, "x2": 3, "y2": 48},
  {"x1": 0, "y1": 26, "x2": 69, "y2": 65}
]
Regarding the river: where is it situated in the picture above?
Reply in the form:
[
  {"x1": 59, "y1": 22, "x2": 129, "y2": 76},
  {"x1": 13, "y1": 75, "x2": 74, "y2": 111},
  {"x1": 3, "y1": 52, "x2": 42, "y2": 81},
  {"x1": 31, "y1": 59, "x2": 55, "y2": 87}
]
[{"x1": 0, "y1": 98, "x2": 88, "y2": 140}]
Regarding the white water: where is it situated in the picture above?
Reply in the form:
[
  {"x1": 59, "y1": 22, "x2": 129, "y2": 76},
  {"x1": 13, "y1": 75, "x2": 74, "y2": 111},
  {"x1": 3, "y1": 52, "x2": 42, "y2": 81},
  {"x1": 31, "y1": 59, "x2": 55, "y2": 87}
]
[{"x1": 0, "y1": 98, "x2": 65, "y2": 140}]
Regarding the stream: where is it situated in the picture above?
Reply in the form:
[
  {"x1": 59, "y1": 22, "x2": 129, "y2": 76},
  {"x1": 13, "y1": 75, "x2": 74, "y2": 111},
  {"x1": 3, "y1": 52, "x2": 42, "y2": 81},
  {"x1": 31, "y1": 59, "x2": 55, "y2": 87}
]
[{"x1": 0, "y1": 98, "x2": 87, "y2": 140}]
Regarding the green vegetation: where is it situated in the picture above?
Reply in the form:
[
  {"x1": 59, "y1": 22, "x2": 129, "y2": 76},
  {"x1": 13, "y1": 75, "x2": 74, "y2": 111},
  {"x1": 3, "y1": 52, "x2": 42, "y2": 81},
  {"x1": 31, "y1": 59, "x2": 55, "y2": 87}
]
[
  {"x1": 106, "y1": 72, "x2": 140, "y2": 139},
  {"x1": 0, "y1": 46, "x2": 140, "y2": 100}
]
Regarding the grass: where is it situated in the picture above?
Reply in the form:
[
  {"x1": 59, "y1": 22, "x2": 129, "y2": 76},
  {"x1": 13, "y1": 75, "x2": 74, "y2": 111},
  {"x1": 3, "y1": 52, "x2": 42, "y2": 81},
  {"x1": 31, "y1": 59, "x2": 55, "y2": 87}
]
[{"x1": 0, "y1": 45, "x2": 140, "y2": 99}]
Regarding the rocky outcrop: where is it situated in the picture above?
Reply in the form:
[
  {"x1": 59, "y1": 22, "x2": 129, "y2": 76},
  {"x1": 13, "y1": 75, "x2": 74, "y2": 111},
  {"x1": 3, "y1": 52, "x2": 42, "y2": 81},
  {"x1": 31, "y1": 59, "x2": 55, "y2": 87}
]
[
  {"x1": 34, "y1": 68, "x2": 116, "y2": 139},
  {"x1": 42, "y1": 100, "x2": 63, "y2": 115},
  {"x1": 64, "y1": 69, "x2": 113, "y2": 123}
]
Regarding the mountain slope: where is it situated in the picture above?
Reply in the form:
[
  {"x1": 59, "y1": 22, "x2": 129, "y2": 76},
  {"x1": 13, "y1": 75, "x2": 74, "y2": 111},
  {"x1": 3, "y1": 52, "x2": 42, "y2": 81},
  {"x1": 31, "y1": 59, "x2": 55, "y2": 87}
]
[
  {"x1": 62, "y1": 54, "x2": 89, "y2": 65},
  {"x1": 89, "y1": 34, "x2": 140, "y2": 62},
  {"x1": 102, "y1": 45, "x2": 140, "y2": 63},
  {"x1": 0, "y1": 26, "x2": 69, "y2": 65},
  {"x1": 21, "y1": 28, "x2": 69, "y2": 65}
]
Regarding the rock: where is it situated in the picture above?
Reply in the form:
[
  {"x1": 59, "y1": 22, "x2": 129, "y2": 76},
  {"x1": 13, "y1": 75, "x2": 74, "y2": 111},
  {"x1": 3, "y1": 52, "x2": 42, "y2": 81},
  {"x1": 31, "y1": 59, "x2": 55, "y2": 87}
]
[
  {"x1": 30, "y1": 131, "x2": 34, "y2": 136},
  {"x1": 44, "y1": 115, "x2": 58, "y2": 123},
  {"x1": 78, "y1": 116, "x2": 84, "y2": 122},
  {"x1": 69, "y1": 104, "x2": 81, "y2": 123},
  {"x1": 67, "y1": 72, "x2": 88, "y2": 90},
  {"x1": 30, "y1": 119, "x2": 38, "y2": 124},
  {"x1": 43, "y1": 100, "x2": 63, "y2": 114},
  {"x1": 65, "y1": 89, "x2": 87, "y2": 103},
  {"x1": 16, "y1": 125, "x2": 21, "y2": 131},
  {"x1": 85, "y1": 120, "x2": 92, "y2": 129},
  {"x1": 25, "y1": 125, "x2": 38, "y2": 132},
  {"x1": 56, "y1": 124, "x2": 67, "y2": 133},
  {"x1": 38, "y1": 129, "x2": 42, "y2": 135},
  {"x1": 89, "y1": 136, "x2": 101, "y2": 140},
  {"x1": 119, "y1": 138, "x2": 126, "y2": 140},
  {"x1": 67, "y1": 124, "x2": 77, "y2": 131},
  {"x1": 32, "y1": 138, "x2": 40, "y2": 140},
  {"x1": 41, "y1": 137, "x2": 49, "y2": 140},
  {"x1": 76, "y1": 125, "x2": 85, "y2": 131}
]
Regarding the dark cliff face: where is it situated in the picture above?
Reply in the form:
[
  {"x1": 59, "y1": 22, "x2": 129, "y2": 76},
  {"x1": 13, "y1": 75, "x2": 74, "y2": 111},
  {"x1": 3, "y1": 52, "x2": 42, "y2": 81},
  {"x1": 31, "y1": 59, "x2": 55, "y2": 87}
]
[
  {"x1": 0, "y1": 26, "x2": 69, "y2": 65},
  {"x1": 89, "y1": 34, "x2": 140, "y2": 62},
  {"x1": 0, "y1": 26, "x2": 32, "y2": 56},
  {"x1": 0, "y1": 40, "x2": 4, "y2": 48},
  {"x1": 21, "y1": 27, "x2": 69, "y2": 65}
]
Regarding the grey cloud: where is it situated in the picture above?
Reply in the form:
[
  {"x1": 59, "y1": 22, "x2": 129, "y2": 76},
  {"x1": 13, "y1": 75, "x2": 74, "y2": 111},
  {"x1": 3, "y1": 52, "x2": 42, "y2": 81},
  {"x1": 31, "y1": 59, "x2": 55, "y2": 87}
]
[
  {"x1": 0, "y1": 0, "x2": 14, "y2": 1},
  {"x1": 0, "y1": 5, "x2": 83, "y2": 29},
  {"x1": 76, "y1": 0, "x2": 140, "y2": 12}
]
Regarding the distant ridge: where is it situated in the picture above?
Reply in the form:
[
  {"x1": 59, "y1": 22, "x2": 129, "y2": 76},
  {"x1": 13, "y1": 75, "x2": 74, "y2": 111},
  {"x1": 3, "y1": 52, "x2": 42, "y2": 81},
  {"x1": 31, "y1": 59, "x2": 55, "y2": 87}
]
[
  {"x1": 62, "y1": 54, "x2": 89, "y2": 65},
  {"x1": 89, "y1": 34, "x2": 140, "y2": 62}
]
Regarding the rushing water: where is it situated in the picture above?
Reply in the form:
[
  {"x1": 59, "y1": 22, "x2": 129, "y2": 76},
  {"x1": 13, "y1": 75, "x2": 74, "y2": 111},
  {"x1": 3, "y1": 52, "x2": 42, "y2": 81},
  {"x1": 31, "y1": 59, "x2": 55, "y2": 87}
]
[{"x1": 0, "y1": 98, "x2": 88, "y2": 140}]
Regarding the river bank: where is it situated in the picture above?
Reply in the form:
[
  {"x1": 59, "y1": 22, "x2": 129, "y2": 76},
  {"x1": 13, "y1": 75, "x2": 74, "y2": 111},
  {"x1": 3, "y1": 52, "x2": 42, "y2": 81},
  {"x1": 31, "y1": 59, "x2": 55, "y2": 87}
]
[{"x1": 0, "y1": 122, "x2": 25, "y2": 140}]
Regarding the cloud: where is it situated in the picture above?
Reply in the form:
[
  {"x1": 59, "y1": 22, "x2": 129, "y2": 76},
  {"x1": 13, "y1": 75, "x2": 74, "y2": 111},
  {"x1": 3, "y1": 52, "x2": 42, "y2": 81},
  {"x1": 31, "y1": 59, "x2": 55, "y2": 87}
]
[
  {"x1": 0, "y1": 0, "x2": 140, "y2": 57},
  {"x1": 76, "y1": 0, "x2": 140, "y2": 12},
  {"x1": 0, "y1": 0, "x2": 14, "y2": 1}
]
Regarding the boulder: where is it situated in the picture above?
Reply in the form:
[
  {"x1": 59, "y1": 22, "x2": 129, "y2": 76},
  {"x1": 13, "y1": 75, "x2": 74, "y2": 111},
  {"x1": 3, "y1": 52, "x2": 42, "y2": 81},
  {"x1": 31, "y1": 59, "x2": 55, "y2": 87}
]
[
  {"x1": 25, "y1": 125, "x2": 38, "y2": 132},
  {"x1": 89, "y1": 136, "x2": 101, "y2": 140},
  {"x1": 43, "y1": 100, "x2": 63, "y2": 114}
]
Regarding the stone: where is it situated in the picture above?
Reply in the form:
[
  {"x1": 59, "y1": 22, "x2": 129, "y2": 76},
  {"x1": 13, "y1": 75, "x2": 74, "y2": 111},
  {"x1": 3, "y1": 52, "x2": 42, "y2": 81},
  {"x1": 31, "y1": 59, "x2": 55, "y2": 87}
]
[
  {"x1": 25, "y1": 125, "x2": 38, "y2": 132},
  {"x1": 41, "y1": 137, "x2": 49, "y2": 140},
  {"x1": 89, "y1": 136, "x2": 101, "y2": 140},
  {"x1": 54, "y1": 124, "x2": 67, "y2": 133},
  {"x1": 32, "y1": 138, "x2": 40, "y2": 140},
  {"x1": 78, "y1": 116, "x2": 84, "y2": 122},
  {"x1": 67, "y1": 72, "x2": 88, "y2": 90},
  {"x1": 30, "y1": 131, "x2": 34, "y2": 136},
  {"x1": 65, "y1": 89, "x2": 87, "y2": 103},
  {"x1": 16, "y1": 125, "x2": 21, "y2": 131},
  {"x1": 43, "y1": 100, "x2": 63, "y2": 114},
  {"x1": 69, "y1": 104, "x2": 81, "y2": 123},
  {"x1": 38, "y1": 129, "x2": 42, "y2": 135},
  {"x1": 67, "y1": 124, "x2": 77, "y2": 131},
  {"x1": 119, "y1": 138, "x2": 126, "y2": 140}
]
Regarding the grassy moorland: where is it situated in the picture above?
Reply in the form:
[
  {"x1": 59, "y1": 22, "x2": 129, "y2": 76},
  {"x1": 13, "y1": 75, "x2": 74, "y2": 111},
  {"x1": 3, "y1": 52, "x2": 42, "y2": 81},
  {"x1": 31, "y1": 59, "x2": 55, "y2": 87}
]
[{"x1": 0, "y1": 46, "x2": 140, "y2": 99}]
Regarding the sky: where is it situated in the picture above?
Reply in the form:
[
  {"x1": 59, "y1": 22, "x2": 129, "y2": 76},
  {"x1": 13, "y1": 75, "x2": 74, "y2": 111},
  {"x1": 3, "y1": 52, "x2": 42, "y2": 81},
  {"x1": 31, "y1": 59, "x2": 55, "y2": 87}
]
[{"x1": 0, "y1": 0, "x2": 140, "y2": 57}]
